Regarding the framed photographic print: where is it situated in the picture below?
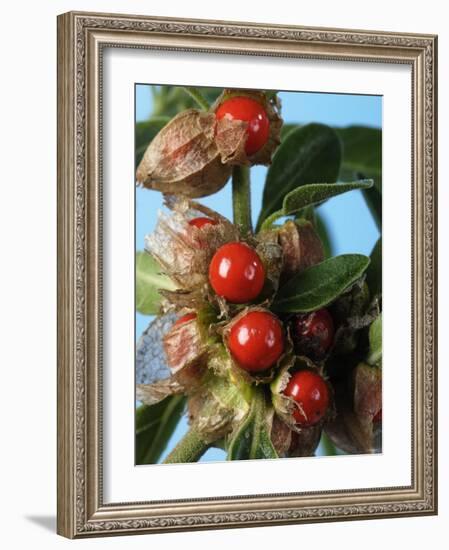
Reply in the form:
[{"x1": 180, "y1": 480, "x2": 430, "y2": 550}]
[{"x1": 57, "y1": 11, "x2": 438, "y2": 538}]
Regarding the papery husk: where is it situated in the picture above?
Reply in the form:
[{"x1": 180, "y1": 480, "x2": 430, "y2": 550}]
[
  {"x1": 214, "y1": 116, "x2": 249, "y2": 164},
  {"x1": 136, "y1": 360, "x2": 205, "y2": 407},
  {"x1": 278, "y1": 220, "x2": 324, "y2": 281},
  {"x1": 187, "y1": 372, "x2": 250, "y2": 443},
  {"x1": 255, "y1": 229, "x2": 283, "y2": 299},
  {"x1": 270, "y1": 414, "x2": 293, "y2": 456},
  {"x1": 324, "y1": 362, "x2": 382, "y2": 454},
  {"x1": 145, "y1": 197, "x2": 239, "y2": 290},
  {"x1": 136, "y1": 312, "x2": 207, "y2": 406},
  {"x1": 211, "y1": 89, "x2": 283, "y2": 166},
  {"x1": 328, "y1": 280, "x2": 377, "y2": 358},
  {"x1": 221, "y1": 306, "x2": 295, "y2": 385},
  {"x1": 270, "y1": 356, "x2": 334, "y2": 434},
  {"x1": 136, "y1": 109, "x2": 232, "y2": 198},
  {"x1": 136, "y1": 312, "x2": 176, "y2": 385},
  {"x1": 162, "y1": 313, "x2": 207, "y2": 373},
  {"x1": 136, "y1": 363, "x2": 204, "y2": 405}
]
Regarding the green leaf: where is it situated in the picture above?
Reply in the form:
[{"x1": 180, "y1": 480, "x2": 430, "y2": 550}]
[
  {"x1": 337, "y1": 126, "x2": 381, "y2": 184},
  {"x1": 136, "y1": 396, "x2": 186, "y2": 464},
  {"x1": 257, "y1": 123, "x2": 342, "y2": 230},
  {"x1": 362, "y1": 186, "x2": 382, "y2": 229},
  {"x1": 280, "y1": 123, "x2": 297, "y2": 141},
  {"x1": 136, "y1": 251, "x2": 177, "y2": 315},
  {"x1": 227, "y1": 391, "x2": 278, "y2": 460},
  {"x1": 262, "y1": 180, "x2": 373, "y2": 229},
  {"x1": 135, "y1": 117, "x2": 170, "y2": 168},
  {"x1": 367, "y1": 315, "x2": 382, "y2": 366},
  {"x1": 283, "y1": 180, "x2": 372, "y2": 214},
  {"x1": 336, "y1": 126, "x2": 382, "y2": 229},
  {"x1": 273, "y1": 254, "x2": 370, "y2": 313},
  {"x1": 366, "y1": 237, "x2": 382, "y2": 297}
]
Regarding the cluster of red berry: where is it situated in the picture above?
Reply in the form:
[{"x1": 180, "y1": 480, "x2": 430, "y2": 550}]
[{"x1": 177, "y1": 219, "x2": 333, "y2": 427}]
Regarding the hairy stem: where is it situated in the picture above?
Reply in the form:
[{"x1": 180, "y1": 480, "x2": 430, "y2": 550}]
[
  {"x1": 163, "y1": 427, "x2": 210, "y2": 464},
  {"x1": 232, "y1": 165, "x2": 252, "y2": 234},
  {"x1": 182, "y1": 87, "x2": 210, "y2": 111}
]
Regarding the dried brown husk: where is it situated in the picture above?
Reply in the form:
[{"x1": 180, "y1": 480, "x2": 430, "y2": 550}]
[
  {"x1": 211, "y1": 89, "x2": 283, "y2": 166},
  {"x1": 255, "y1": 229, "x2": 283, "y2": 299},
  {"x1": 277, "y1": 220, "x2": 324, "y2": 281},
  {"x1": 145, "y1": 197, "x2": 239, "y2": 290},
  {"x1": 136, "y1": 361, "x2": 205, "y2": 406},
  {"x1": 187, "y1": 372, "x2": 250, "y2": 443},
  {"x1": 136, "y1": 308, "x2": 210, "y2": 406},
  {"x1": 162, "y1": 313, "x2": 207, "y2": 373},
  {"x1": 324, "y1": 362, "x2": 382, "y2": 454},
  {"x1": 270, "y1": 356, "x2": 334, "y2": 434},
  {"x1": 221, "y1": 306, "x2": 295, "y2": 385},
  {"x1": 136, "y1": 312, "x2": 176, "y2": 386},
  {"x1": 136, "y1": 109, "x2": 232, "y2": 198},
  {"x1": 329, "y1": 281, "x2": 378, "y2": 358},
  {"x1": 270, "y1": 413, "x2": 293, "y2": 456}
]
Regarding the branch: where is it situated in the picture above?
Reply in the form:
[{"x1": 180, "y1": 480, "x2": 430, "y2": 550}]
[
  {"x1": 163, "y1": 427, "x2": 210, "y2": 464},
  {"x1": 232, "y1": 165, "x2": 252, "y2": 234}
]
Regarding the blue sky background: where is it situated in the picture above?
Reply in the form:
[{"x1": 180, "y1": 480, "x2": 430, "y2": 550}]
[{"x1": 135, "y1": 85, "x2": 382, "y2": 463}]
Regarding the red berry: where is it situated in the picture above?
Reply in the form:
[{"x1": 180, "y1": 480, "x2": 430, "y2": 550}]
[
  {"x1": 293, "y1": 308, "x2": 334, "y2": 357},
  {"x1": 209, "y1": 242, "x2": 265, "y2": 303},
  {"x1": 173, "y1": 312, "x2": 197, "y2": 327},
  {"x1": 373, "y1": 409, "x2": 382, "y2": 423},
  {"x1": 188, "y1": 217, "x2": 218, "y2": 229},
  {"x1": 283, "y1": 370, "x2": 330, "y2": 426},
  {"x1": 215, "y1": 96, "x2": 270, "y2": 155},
  {"x1": 228, "y1": 311, "x2": 284, "y2": 372}
]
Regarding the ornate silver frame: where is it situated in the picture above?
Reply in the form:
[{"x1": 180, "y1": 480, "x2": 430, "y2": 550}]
[{"x1": 57, "y1": 11, "x2": 438, "y2": 538}]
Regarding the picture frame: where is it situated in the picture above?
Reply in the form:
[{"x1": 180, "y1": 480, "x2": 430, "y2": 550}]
[{"x1": 57, "y1": 11, "x2": 438, "y2": 538}]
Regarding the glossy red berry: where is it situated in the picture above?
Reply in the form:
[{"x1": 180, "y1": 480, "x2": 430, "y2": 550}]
[
  {"x1": 173, "y1": 312, "x2": 197, "y2": 327},
  {"x1": 293, "y1": 308, "x2": 335, "y2": 357},
  {"x1": 188, "y1": 217, "x2": 218, "y2": 229},
  {"x1": 209, "y1": 242, "x2": 265, "y2": 303},
  {"x1": 228, "y1": 311, "x2": 284, "y2": 372},
  {"x1": 215, "y1": 96, "x2": 270, "y2": 155},
  {"x1": 283, "y1": 370, "x2": 330, "y2": 426}
]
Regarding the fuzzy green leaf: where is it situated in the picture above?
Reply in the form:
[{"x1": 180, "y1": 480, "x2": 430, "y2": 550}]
[
  {"x1": 257, "y1": 124, "x2": 342, "y2": 230},
  {"x1": 283, "y1": 180, "x2": 372, "y2": 214},
  {"x1": 136, "y1": 396, "x2": 186, "y2": 464},
  {"x1": 262, "y1": 180, "x2": 373, "y2": 228},
  {"x1": 136, "y1": 251, "x2": 176, "y2": 315},
  {"x1": 227, "y1": 391, "x2": 278, "y2": 460},
  {"x1": 273, "y1": 254, "x2": 370, "y2": 313}
]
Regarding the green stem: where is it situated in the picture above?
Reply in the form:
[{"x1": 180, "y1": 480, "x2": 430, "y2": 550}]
[
  {"x1": 320, "y1": 431, "x2": 338, "y2": 456},
  {"x1": 232, "y1": 165, "x2": 252, "y2": 234},
  {"x1": 163, "y1": 427, "x2": 210, "y2": 464},
  {"x1": 182, "y1": 87, "x2": 210, "y2": 111},
  {"x1": 260, "y1": 209, "x2": 283, "y2": 232}
]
